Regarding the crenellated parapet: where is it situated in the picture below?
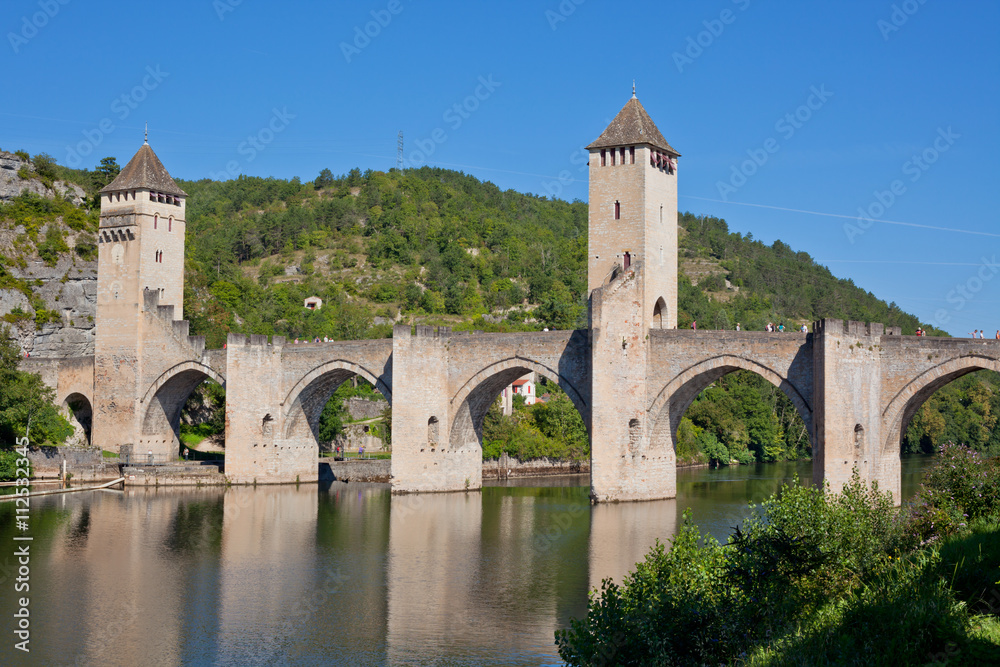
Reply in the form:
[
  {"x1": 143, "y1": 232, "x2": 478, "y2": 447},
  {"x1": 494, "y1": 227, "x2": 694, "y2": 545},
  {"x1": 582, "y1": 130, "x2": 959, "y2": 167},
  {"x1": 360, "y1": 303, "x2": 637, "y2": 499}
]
[{"x1": 813, "y1": 318, "x2": 902, "y2": 336}]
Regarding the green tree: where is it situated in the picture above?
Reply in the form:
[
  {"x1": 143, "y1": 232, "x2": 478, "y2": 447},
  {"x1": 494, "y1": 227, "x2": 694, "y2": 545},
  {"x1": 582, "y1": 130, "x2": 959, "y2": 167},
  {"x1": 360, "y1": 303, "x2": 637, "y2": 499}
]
[
  {"x1": 0, "y1": 327, "x2": 72, "y2": 444},
  {"x1": 536, "y1": 281, "x2": 582, "y2": 330},
  {"x1": 93, "y1": 156, "x2": 121, "y2": 190},
  {"x1": 315, "y1": 168, "x2": 334, "y2": 190},
  {"x1": 31, "y1": 153, "x2": 58, "y2": 183}
]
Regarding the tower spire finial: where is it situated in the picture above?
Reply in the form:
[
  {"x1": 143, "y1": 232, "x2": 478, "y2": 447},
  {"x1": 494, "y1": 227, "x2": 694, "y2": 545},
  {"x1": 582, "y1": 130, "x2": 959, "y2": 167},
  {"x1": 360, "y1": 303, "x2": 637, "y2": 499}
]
[
  {"x1": 144, "y1": 122, "x2": 148, "y2": 145},
  {"x1": 632, "y1": 80, "x2": 636, "y2": 98}
]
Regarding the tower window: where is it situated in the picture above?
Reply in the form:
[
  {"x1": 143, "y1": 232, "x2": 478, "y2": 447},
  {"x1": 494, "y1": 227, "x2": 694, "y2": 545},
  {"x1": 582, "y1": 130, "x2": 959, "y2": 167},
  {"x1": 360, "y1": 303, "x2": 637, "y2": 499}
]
[
  {"x1": 620, "y1": 147, "x2": 626, "y2": 164},
  {"x1": 153, "y1": 214, "x2": 158, "y2": 229},
  {"x1": 611, "y1": 149, "x2": 616, "y2": 166},
  {"x1": 168, "y1": 217, "x2": 173, "y2": 232},
  {"x1": 600, "y1": 149, "x2": 606, "y2": 167},
  {"x1": 614, "y1": 201, "x2": 620, "y2": 220},
  {"x1": 629, "y1": 146, "x2": 635, "y2": 164},
  {"x1": 149, "y1": 191, "x2": 155, "y2": 201}
]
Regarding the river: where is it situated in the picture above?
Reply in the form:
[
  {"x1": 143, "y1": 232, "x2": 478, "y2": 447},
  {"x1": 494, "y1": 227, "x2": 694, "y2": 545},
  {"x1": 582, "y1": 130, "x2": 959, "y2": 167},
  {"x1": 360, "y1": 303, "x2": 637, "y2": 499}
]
[{"x1": 0, "y1": 457, "x2": 935, "y2": 666}]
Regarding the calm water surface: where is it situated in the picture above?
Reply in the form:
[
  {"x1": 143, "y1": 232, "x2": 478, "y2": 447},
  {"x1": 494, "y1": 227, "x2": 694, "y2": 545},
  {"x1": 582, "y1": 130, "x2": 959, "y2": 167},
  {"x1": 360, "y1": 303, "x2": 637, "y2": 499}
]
[{"x1": 0, "y1": 457, "x2": 935, "y2": 666}]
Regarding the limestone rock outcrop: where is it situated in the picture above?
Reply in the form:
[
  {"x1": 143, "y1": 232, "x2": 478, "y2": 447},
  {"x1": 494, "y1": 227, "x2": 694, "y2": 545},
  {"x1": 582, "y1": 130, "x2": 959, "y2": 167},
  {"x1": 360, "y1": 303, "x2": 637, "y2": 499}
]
[
  {"x1": 0, "y1": 151, "x2": 85, "y2": 205},
  {"x1": 0, "y1": 152, "x2": 96, "y2": 357}
]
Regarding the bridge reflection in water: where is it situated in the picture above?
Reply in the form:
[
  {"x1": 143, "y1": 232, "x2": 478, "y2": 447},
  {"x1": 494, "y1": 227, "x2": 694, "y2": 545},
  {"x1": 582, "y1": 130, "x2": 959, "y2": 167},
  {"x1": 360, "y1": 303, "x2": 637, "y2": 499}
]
[{"x1": 0, "y1": 459, "x2": 934, "y2": 665}]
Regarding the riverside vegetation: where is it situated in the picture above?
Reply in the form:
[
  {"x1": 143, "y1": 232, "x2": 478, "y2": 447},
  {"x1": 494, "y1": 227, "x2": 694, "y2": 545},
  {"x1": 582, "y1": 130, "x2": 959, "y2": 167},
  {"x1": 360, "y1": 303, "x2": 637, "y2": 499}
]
[
  {"x1": 556, "y1": 444, "x2": 1000, "y2": 666},
  {"x1": 0, "y1": 326, "x2": 71, "y2": 479},
  {"x1": 0, "y1": 151, "x2": 994, "y2": 464}
]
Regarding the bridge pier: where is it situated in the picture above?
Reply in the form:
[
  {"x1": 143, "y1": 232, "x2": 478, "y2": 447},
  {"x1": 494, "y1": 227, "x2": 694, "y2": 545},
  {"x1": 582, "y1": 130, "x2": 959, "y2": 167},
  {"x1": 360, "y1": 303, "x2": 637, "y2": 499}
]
[
  {"x1": 813, "y1": 319, "x2": 901, "y2": 503},
  {"x1": 224, "y1": 334, "x2": 317, "y2": 484},
  {"x1": 589, "y1": 263, "x2": 675, "y2": 502},
  {"x1": 390, "y1": 325, "x2": 481, "y2": 493}
]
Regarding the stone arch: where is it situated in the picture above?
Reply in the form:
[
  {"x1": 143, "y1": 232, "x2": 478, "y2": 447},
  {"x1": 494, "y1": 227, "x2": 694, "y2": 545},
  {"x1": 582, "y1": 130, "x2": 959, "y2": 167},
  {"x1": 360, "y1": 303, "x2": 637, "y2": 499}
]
[
  {"x1": 140, "y1": 362, "x2": 227, "y2": 452},
  {"x1": 653, "y1": 297, "x2": 667, "y2": 330},
  {"x1": 881, "y1": 354, "x2": 1000, "y2": 455},
  {"x1": 141, "y1": 361, "x2": 226, "y2": 406},
  {"x1": 281, "y1": 359, "x2": 391, "y2": 442},
  {"x1": 61, "y1": 392, "x2": 93, "y2": 446},
  {"x1": 647, "y1": 354, "x2": 813, "y2": 454},
  {"x1": 449, "y1": 357, "x2": 590, "y2": 451}
]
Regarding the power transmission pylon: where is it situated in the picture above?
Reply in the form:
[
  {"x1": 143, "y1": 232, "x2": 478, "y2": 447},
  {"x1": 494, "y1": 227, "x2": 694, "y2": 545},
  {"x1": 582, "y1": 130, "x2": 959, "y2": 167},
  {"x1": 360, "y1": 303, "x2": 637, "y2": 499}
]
[{"x1": 396, "y1": 131, "x2": 404, "y2": 173}]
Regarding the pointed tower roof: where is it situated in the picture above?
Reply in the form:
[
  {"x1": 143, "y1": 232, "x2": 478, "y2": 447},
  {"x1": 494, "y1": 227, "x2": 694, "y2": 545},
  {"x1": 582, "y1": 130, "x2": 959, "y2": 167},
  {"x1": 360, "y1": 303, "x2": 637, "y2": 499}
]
[
  {"x1": 99, "y1": 143, "x2": 187, "y2": 196},
  {"x1": 587, "y1": 96, "x2": 680, "y2": 157}
]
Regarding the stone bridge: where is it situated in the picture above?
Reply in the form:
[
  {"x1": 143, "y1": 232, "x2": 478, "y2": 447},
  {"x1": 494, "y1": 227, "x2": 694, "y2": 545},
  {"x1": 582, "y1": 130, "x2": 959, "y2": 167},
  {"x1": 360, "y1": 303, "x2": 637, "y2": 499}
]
[
  {"x1": 21, "y1": 101, "x2": 996, "y2": 503},
  {"x1": 29, "y1": 294, "x2": 1000, "y2": 504}
]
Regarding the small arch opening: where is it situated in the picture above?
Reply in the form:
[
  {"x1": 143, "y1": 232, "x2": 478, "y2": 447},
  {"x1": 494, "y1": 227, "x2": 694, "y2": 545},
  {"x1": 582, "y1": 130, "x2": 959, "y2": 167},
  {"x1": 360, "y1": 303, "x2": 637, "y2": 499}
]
[
  {"x1": 653, "y1": 297, "x2": 667, "y2": 329},
  {"x1": 62, "y1": 393, "x2": 93, "y2": 446},
  {"x1": 628, "y1": 418, "x2": 641, "y2": 454},
  {"x1": 428, "y1": 416, "x2": 440, "y2": 446}
]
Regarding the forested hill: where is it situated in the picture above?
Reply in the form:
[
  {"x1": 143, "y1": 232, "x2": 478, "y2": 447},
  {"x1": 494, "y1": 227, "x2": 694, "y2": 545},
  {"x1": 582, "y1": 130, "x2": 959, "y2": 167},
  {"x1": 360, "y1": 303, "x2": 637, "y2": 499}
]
[
  {"x1": 172, "y1": 167, "x2": 942, "y2": 347},
  {"x1": 675, "y1": 213, "x2": 944, "y2": 334}
]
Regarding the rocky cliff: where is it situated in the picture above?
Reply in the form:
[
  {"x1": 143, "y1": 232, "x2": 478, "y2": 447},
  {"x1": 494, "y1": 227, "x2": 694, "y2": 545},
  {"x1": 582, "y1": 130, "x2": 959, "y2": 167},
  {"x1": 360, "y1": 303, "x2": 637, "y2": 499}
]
[
  {"x1": 0, "y1": 151, "x2": 95, "y2": 357},
  {"x1": 0, "y1": 151, "x2": 85, "y2": 204},
  {"x1": 5, "y1": 253, "x2": 96, "y2": 357}
]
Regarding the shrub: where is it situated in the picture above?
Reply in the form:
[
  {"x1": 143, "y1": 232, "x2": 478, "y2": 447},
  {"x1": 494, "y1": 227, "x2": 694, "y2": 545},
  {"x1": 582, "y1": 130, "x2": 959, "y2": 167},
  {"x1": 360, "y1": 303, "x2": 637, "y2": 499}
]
[
  {"x1": 699, "y1": 273, "x2": 726, "y2": 292},
  {"x1": 557, "y1": 512, "x2": 732, "y2": 666},
  {"x1": 929, "y1": 515, "x2": 1000, "y2": 616},
  {"x1": 749, "y1": 550, "x2": 971, "y2": 666},
  {"x1": 907, "y1": 443, "x2": 1000, "y2": 542},
  {"x1": 37, "y1": 226, "x2": 69, "y2": 266},
  {"x1": 0, "y1": 450, "x2": 31, "y2": 482},
  {"x1": 558, "y1": 472, "x2": 908, "y2": 665},
  {"x1": 698, "y1": 429, "x2": 729, "y2": 465},
  {"x1": 367, "y1": 282, "x2": 400, "y2": 303},
  {"x1": 74, "y1": 233, "x2": 97, "y2": 261}
]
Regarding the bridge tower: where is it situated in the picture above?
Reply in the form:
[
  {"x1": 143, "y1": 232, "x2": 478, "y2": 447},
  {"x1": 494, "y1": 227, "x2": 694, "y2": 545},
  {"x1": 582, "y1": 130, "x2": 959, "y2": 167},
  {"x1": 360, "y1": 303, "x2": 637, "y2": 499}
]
[
  {"x1": 588, "y1": 90, "x2": 682, "y2": 501},
  {"x1": 92, "y1": 138, "x2": 188, "y2": 458},
  {"x1": 586, "y1": 86, "x2": 680, "y2": 330}
]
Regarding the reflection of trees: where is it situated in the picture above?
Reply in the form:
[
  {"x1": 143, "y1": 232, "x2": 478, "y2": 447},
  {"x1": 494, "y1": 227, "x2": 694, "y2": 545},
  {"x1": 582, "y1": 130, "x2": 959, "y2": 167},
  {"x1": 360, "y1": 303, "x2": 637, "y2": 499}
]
[
  {"x1": 164, "y1": 498, "x2": 225, "y2": 554},
  {"x1": 478, "y1": 486, "x2": 591, "y2": 621}
]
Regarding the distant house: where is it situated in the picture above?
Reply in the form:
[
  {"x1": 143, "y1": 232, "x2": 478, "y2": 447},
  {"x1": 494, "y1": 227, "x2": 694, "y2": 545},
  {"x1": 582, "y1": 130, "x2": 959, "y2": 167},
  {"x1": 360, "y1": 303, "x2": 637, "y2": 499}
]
[
  {"x1": 501, "y1": 374, "x2": 537, "y2": 414},
  {"x1": 304, "y1": 296, "x2": 323, "y2": 310}
]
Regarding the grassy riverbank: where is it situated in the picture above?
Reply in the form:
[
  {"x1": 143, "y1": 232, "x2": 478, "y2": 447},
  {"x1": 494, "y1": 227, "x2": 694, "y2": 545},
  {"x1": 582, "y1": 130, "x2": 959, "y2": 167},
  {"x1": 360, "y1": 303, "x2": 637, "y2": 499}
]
[{"x1": 557, "y1": 444, "x2": 1000, "y2": 666}]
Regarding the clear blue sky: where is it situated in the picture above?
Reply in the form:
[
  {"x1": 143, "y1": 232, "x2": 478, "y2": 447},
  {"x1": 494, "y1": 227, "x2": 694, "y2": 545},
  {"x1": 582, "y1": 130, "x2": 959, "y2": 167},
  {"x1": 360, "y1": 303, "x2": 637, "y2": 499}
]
[{"x1": 2, "y1": 0, "x2": 998, "y2": 336}]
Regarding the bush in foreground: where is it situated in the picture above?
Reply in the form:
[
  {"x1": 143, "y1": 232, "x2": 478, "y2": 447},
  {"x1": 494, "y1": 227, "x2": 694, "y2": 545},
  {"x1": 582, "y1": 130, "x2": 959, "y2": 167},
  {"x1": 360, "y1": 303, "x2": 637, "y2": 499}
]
[{"x1": 557, "y1": 449, "x2": 1000, "y2": 666}]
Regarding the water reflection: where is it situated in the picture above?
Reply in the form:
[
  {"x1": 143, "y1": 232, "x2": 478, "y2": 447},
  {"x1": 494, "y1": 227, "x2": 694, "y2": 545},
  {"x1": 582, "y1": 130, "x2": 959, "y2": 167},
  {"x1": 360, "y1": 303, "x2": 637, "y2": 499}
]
[
  {"x1": 589, "y1": 497, "x2": 677, "y2": 590},
  {"x1": 0, "y1": 457, "x2": 938, "y2": 665}
]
